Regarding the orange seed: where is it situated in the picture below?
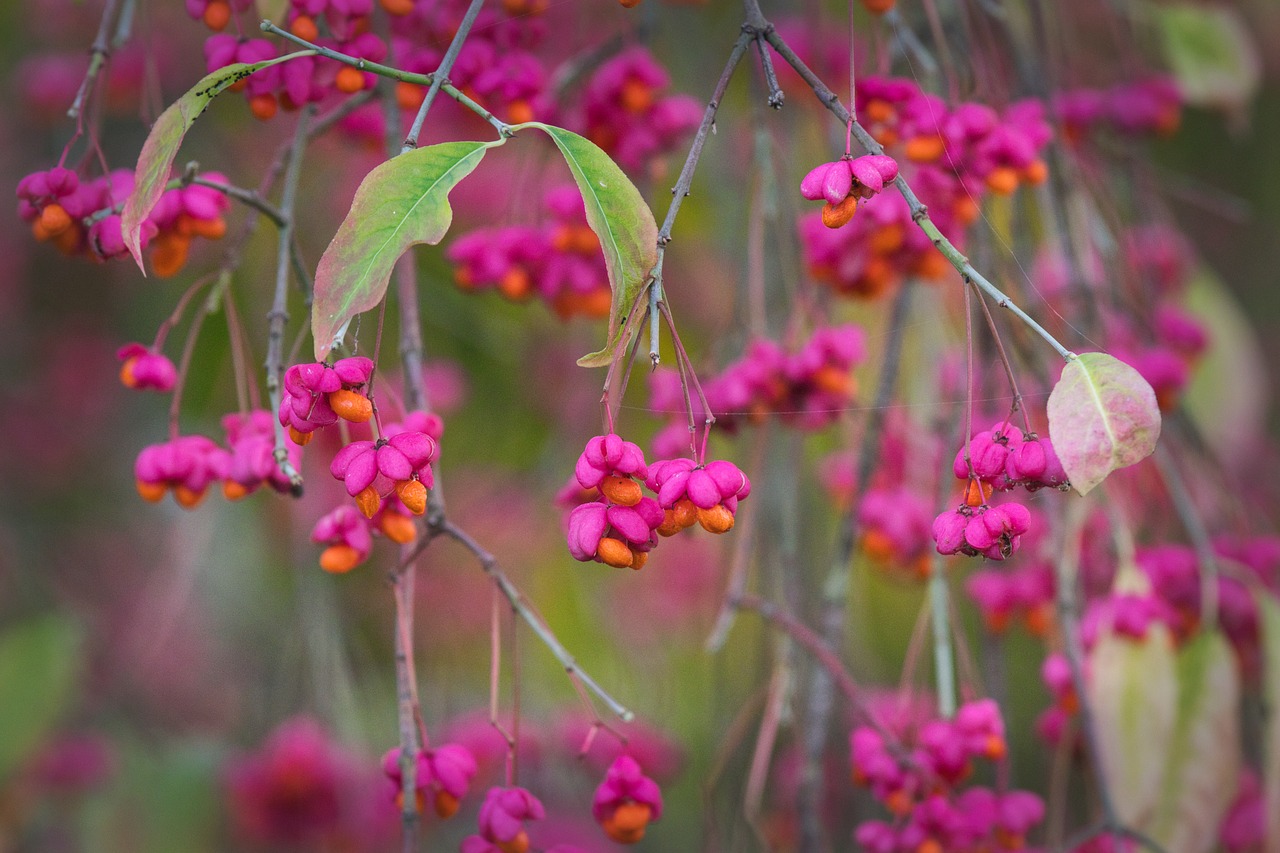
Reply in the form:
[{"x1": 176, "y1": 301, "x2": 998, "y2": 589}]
[
  {"x1": 320, "y1": 544, "x2": 363, "y2": 573},
  {"x1": 329, "y1": 388, "x2": 373, "y2": 423},
  {"x1": 202, "y1": 0, "x2": 232, "y2": 31},
  {"x1": 602, "y1": 801, "x2": 652, "y2": 843},
  {"x1": 821, "y1": 196, "x2": 859, "y2": 229},
  {"x1": 38, "y1": 204, "x2": 72, "y2": 238},
  {"x1": 355, "y1": 485, "x2": 381, "y2": 518},
  {"x1": 334, "y1": 66, "x2": 366, "y2": 94},
  {"x1": 984, "y1": 166, "x2": 1019, "y2": 196},
  {"x1": 136, "y1": 480, "x2": 167, "y2": 503},
  {"x1": 596, "y1": 537, "x2": 634, "y2": 568},
  {"x1": 174, "y1": 485, "x2": 207, "y2": 509},
  {"x1": 397, "y1": 479, "x2": 427, "y2": 515},
  {"x1": 696, "y1": 504, "x2": 735, "y2": 534},
  {"x1": 600, "y1": 475, "x2": 642, "y2": 507},
  {"x1": 379, "y1": 513, "x2": 418, "y2": 544},
  {"x1": 290, "y1": 15, "x2": 319, "y2": 42}
]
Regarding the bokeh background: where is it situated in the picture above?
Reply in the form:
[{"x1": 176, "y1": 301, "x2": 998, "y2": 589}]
[{"x1": 1, "y1": 0, "x2": 1278, "y2": 851}]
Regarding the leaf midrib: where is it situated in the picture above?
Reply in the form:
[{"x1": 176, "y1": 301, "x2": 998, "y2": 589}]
[{"x1": 335, "y1": 143, "x2": 487, "y2": 321}]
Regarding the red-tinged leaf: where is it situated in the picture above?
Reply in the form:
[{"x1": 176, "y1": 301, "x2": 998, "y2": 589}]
[
  {"x1": 1048, "y1": 352, "x2": 1162, "y2": 496},
  {"x1": 510, "y1": 122, "x2": 658, "y2": 368},
  {"x1": 1087, "y1": 619, "x2": 1177, "y2": 828},
  {"x1": 1259, "y1": 594, "x2": 1280, "y2": 853},
  {"x1": 1150, "y1": 630, "x2": 1242, "y2": 853},
  {"x1": 121, "y1": 52, "x2": 308, "y2": 271},
  {"x1": 311, "y1": 140, "x2": 503, "y2": 360}
]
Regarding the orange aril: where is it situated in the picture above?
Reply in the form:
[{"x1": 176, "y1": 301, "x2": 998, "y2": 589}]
[
  {"x1": 821, "y1": 196, "x2": 859, "y2": 229},
  {"x1": 596, "y1": 537, "x2": 634, "y2": 568},
  {"x1": 697, "y1": 504, "x2": 735, "y2": 534},
  {"x1": 335, "y1": 66, "x2": 366, "y2": 94},
  {"x1": 222, "y1": 480, "x2": 250, "y2": 501},
  {"x1": 602, "y1": 801, "x2": 652, "y2": 843},
  {"x1": 434, "y1": 790, "x2": 460, "y2": 819},
  {"x1": 355, "y1": 485, "x2": 381, "y2": 518},
  {"x1": 498, "y1": 267, "x2": 533, "y2": 299},
  {"x1": 600, "y1": 475, "x2": 642, "y2": 507},
  {"x1": 320, "y1": 544, "x2": 363, "y2": 573},
  {"x1": 379, "y1": 513, "x2": 418, "y2": 544},
  {"x1": 290, "y1": 15, "x2": 319, "y2": 42},
  {"x1": 174, "y1": 485, "x2": 207, "y2": 509},
  {"x1": 397, "y1": 479, "x2": 427, "y2": 515},
  {"x1": 507, "y1": 100, "x2": 534, "y2": 125},
  {"x1": 136, "y1": 480, "x2": 167, "y2": 503},
  {"x1": 38, "y1": 203, "x2": 72, "y2": 238},
  {"x1": 904, "y1": 134, "x2": 944, "y2": 162},
  {"x1": 329, "y1": 388, "x2": 373, "y2": 423},
  {"x1": 202, "y1": 0, "x2": 231, "y2": 31},
  {"x1": 397, "y1": 82, "x2": 424, "y2": 111},
  {"x1": 984, "y1": 166, "x2": 1019, "y2": 196}
]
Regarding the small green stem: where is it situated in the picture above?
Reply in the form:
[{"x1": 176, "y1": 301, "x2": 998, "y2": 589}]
[
  {"x1": 927, "y1": 554, "x2": 957, "y2": 718},
  {"x1": 401, "y1": 0, "x2": 485, "y2": 153},
  {"x1": 259, "y1": 21, "x2": 511, "y2": 136}
]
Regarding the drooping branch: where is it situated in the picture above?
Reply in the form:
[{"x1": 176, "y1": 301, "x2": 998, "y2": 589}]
[
  {"x1": 260, "y1": 21, "x2": 511, "y2": 136},
  {"x1": 743, "y1": 0, "x2": 1076, "y2": 363},
  {"x1": 440, "y1": 521, "x2": 635, "y2": 722}
]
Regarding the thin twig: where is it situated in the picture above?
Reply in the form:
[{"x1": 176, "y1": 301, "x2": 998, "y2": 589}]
[
  {"x1": 401, "y1": 0, "x2": 485, "y2": 153},
  {"x1": 263, "y1": 108, "x2": 313, "y2": 496},
  {"x1": 440, "y1": 521, "x2": 635, "y2": 722},
  {"x1": 731, "y1": 594, "x2": 862, "y2": 709},
  {"x1": 749, "y1": 5, "x2": 1077, "y2": 363},
  {"x1": 1152, "y1": 443, "x2": 1220, "y2": 630},
  {"x1": 260, "y1": 21, "x2": 511, "y2": 136},
  {"x1": 67, "y1": 0, "x2": 121, "y2": 122}
]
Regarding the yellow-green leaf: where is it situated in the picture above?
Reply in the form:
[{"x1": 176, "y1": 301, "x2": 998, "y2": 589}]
[
  {"x1": 1150, "y1": 630, "x2": 1241, "y2": 853},
  {"x1": 511, "y1": 122, "x2": 659, "y2": 368},
  {"x1": 311, "y1": 140, "x2": 503, "y2": 360},
  {"x1": 1087, "y1": 621, "x2": 1177, "y2": 827},
  {"x1": 121, "y1": 52, "x2": 308, "y2": 271}
]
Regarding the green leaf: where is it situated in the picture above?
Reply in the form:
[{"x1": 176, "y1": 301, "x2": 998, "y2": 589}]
[
  {"x1": 511, "y1": 123, "x2": 659, "y2": 367},
  {"x1": 1182, "y1": 270, "x2": 1270, "y2": 454},
  {"x1": 121, "y1": 52, "x2": 308, "y2": 271},
  {"x1": 0, "y1": 614, "x2": 81, "y2": 781},
  {"x1": 1087, "y1": 621, "x2": 1177, "y2": 828},
  {"x1": 1150, "y1": 630, "x2": 1241, "y2": 853},
  {"x1": 1259, "y1": 594, "x2": 1280, "y2": 853},
  {"x1": 311, "y1": 140, "x2": 502, "y2": 360},
  {"x1": 1156, "y1": 4, "x2": 1260, "y2": 112},
  {"x1": 1047, "y1": 352, "x2": 1162, "y2": 496}
]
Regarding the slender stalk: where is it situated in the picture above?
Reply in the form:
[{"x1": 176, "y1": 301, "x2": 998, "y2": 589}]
[
  {"x1": 263, "y1": 108, "x2": 312, "y2": 496},
  {"x1": 731, "y1": 594, "x2": 864, "y2": 710},
  {"x1": 972, "y1": 283, "x2": 1032, "y2": 433},
  {"x1": 391, "y1": 568, "x2": 422, "y2": 851},
  {"x1": 927, "y1": 554, "x2": 957, "y2": 717},
  {"x1": 753, "y1": 35, "x2": 784, "y2": 109},
  {"x1": 1152, "y1": 443, "x2": 1220, "y2": 630},
  {"x1": 402, "y1": 0, "x2": 486, "y2": 153},
  {"x1": 654, "y1": 30, "x2": 752, "y2": 265},
  {"x1": 66, "y1": 0, "x2": 121, "y2": 123}
]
